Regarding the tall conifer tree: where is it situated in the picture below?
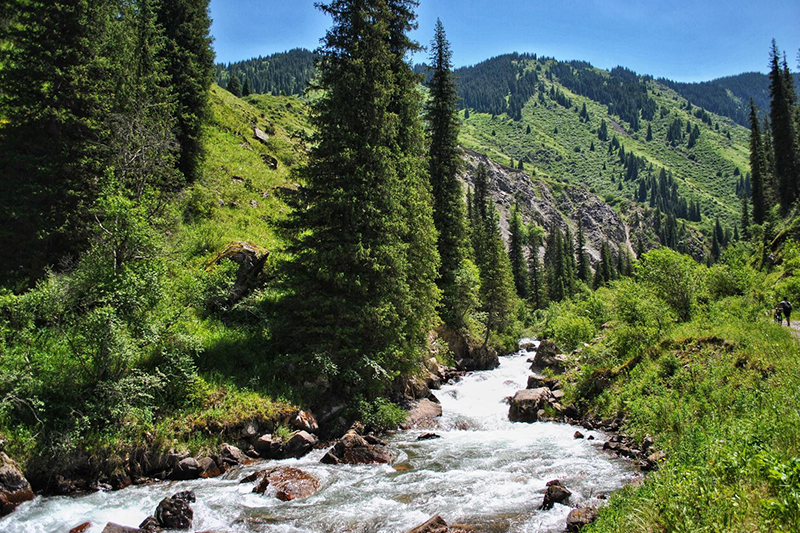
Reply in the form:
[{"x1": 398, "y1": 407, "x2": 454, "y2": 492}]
[
  {"x1": 277, "y1": 0, "x2": 440, "y2": 396},
  {"x1": 425, "y1": 19, "x2": 472, "y2": 328},
  {"x1": 508, "y1": 205, "x2": 527, "y2": 298},
  {"x1": 527, "y1": 224, "x2": 546, "y2": 310},
  {"x1": 749, "y1": 100, "x2": 770, "y2": 223},
  {"x1": 156, "y1": 0, "x2": 214, "y2": 182},
  {"x1": 768, "y1": 41, "x2": 800, "y2": 212}
]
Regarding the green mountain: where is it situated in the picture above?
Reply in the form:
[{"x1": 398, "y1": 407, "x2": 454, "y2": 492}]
[
  {"x1": 215, "y1": 48, "x2": 315, "y2": 96},
  {"x1": 455, "y1": 54, "x2": 750, "y2": 234},
  {"x1": 660, "y1": 71, "x2": 800, "y2": 127}
]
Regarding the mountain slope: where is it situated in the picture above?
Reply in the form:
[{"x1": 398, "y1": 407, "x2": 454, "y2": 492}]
[{"x1": 456, "y1": 54, "x2": 751, "y2": 233}]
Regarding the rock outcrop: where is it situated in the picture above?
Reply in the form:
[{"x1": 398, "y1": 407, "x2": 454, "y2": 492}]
[
  {"x1": 405, "y1": 515, "x2": 473, "y2": 533},
  {"x1": 436, "y1": 327, "x2": 498, "y2": 371},
  {"x1": 206, "y1": 241, "x2": 270, "y2": 306},
  {"x1": 402, "y1": 398, "x2": 443, "y2": 429},
  {"x1": 0, "y1": 452, "x2": 35, "y2": 516}
]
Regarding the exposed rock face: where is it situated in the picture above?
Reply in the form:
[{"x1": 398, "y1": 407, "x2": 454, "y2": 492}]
[
  {"x1": 541, "y1": 479, "x2": 571, "y2": 510},
  {"x1": 252, "y1": 467, "x2": 320, "y2": 501},
  {"x1": 461, "y1": 150, "x2": 629, "y2": 265},
  {"x1": 320, "y1": 430, "x2": 392, "y2": 465},
  {"x1": 0, "y1": 452, "x2": 35, "y2": 516},
  {"x1": 280, "y1": 431, "x2": 317, "y2": 459},
  {"x1": 219, "y1": 443, "x2": 247, "y2": 466},
  {"x1": 197, "y1": 457, "x2": 222, "y2": 479},
  {"x1": 290, "y1": 410, "x2": 319, "y2": 433},
  {"x1": 508, "y1": 388, "x2": 552, "y2": 422},
  {"x1": 566, "y1": 506, "x2": 599, "y2": 532}
]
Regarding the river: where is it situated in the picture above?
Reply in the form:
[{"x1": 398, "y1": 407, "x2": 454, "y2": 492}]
[{"x1": 2, "y1": 340, "x2": 636, "y2": 533}]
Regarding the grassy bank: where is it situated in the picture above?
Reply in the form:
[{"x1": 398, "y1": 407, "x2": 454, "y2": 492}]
[{"x1": 539, "y1": 244, "x2": 800, "y2": 532}]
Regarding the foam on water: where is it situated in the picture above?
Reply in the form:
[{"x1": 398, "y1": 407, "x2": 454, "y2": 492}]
[{"x1": 2, "y1": 340, "x2": 636, "y2": 532}]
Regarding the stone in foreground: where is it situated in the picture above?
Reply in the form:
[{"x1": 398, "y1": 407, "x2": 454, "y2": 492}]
[
  {"x1": 508, "y1": 388, "x2": 552, "y2": 422},
  {"x1": 252, "y1": 467, "x2": 320, "y2": 501},
  {"x1": 566, "y1": 506, "x2": 599, "y2": 532}
]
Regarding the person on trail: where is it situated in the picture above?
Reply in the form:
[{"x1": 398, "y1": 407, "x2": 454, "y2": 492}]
[
  {"x1": 780, "y1": 297, "x2": 792, "y2": 327},
  {"x1": 775, "y1": 306, "x2": 784, "y2": 324}
]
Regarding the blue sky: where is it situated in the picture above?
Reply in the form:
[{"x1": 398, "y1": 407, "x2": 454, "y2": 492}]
[{"x1": 209, "y1": 0, "x2": 800, "y2": 83}]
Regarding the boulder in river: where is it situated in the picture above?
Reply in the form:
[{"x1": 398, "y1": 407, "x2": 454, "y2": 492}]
[
  {"x1": 68, "y1": 522, "x2": 92, "y2": 533},
  {"x1": 168, "y1": 457, "x2": 201, "y2": 481},
  {"x1": 405, "y1": 514, "x2": 473, "y2": 533},
  {"x1": 402, "y1": 397, "x2": 442, "y2": 429},
  {"x1": 541, "y1": 479, "x2": 571, "y2": 510},
  {"x1": 566, "y1": 506, "x2": 599, "y2": 532},
  {"x1": 0, "y1": 452, "x2": 35, "y2": 516},
  {"x1": 279, "y1": 430, "x2": 317, "y2": 459},
  {"x1": 320, "y1": 430, "x2": 392, "y2": 465},
  {"x1": 154, "y1": 491, "x2": 194, "y2": 530},
  {"x1": 508, "y1": 388, "x2": 552, "y2": 422},
  {"x1": 102, "y1": 524, "x2": 143, "y2": 533},
  {"x1": 198, "y1": 457, "x2": 222, "y2": 479},
  {"x1": 530, "y1": 340, "x2": 568, "y2": 373},
  {"x1": 219, "y1": 443, "x2": 248, "y2": 465},
  {"x1": 252, "y1": 466, "x2": 320, "y2": 501}
]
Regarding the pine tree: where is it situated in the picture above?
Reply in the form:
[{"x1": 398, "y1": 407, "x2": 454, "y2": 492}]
[
  {"x1": 508, "y1": 205, "x2": 527, "y2": 298},
  {"x1": 769, "y1": 41, "x2": 800, "y2": 212},
  {"x1": 576, "y1": 216, "x2": 590, "y2": 283},
  {"x1": 741, "y1": 193, "x2": 751, "y2": 239},
  {"x1": 227, "y1": 74, "x2": 242, "y2": 96},
  {"x1": 241, "y1": 76, "x2": 251, "y2": 96},
  {"x1": 749, "y1": 100, "x2": 770, "y2": 224},
  {"x1": 277, "y1": 0, "x2": 440, "y2": 396},
  {"x1": 646, "y1": 122, "x2": 653, "y2": 141},
  {"x1": 527, "y1": 223, "x2": 546, "y2": 310},
  {"x1": 425, "y1": 19, "x2": 471, "y2": 329},
  {"x1": 478, "y1": 203, "x2": 518, "y2": 347},
  {"x1": 156, "y1": 0, "x2": 214, "y2": 183},
  {"x1": 0, "y1": 0, "x2": 117, "y2": 283},
  {"x1": 598, "y1": 119, "x2": 608, "y2": 141}
]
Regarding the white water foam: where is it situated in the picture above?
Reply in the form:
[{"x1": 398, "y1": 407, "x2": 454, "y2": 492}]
[{"x1": 2, "y1": 340, "x2": 636, "y2": 532}]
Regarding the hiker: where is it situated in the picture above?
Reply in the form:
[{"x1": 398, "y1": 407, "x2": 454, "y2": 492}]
[
  {"x1": 775, "y1": 306, "x2": 784, "y2": 324},
  {"x1": 780, "y1": 297, "x2": 792, "y2": 327}
]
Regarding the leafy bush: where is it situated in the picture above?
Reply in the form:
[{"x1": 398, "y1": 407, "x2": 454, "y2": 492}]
[
  {"x1": 356, "y1": 397, "x2": 407, "y2": 433},
  {"x1": 637, "y1": 248, "x2": 706, "y2": 321}
]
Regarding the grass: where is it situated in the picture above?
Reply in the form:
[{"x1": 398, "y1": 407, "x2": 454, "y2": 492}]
[{"x1": 538, "y1": 245, "x2": 800, "y2": 533}]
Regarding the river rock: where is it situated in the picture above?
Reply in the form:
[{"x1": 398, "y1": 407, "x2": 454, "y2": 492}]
[
  {"x1": 520, "y1": 340, "x2": 537, "y2": 352},
  {"x1": 154, "y1": 492, "x2": 194, "y2": 530},
  {"x1": 291, "y1": 410, "x2": 319, "y2": 433},
  {"x1": 574, "y1": 431, "x2": 585, "y2": 439},
  {"x1": 138, "y1": 516, "x2": 160, "y2": 532},
  {"x1": 530, "y1": 340, "x2": 568, "y2": 373},
  {"x1": 405, "y1": 514, "x2": 472, "y2": 533},
  {"x1": 102, "y1": 523, "x2": 143, "y2": 533},
  {"x1": 168, "y1": 457, "x2": 201, "y2": 481},
  {"x1": 320, "y1": 430, "x2": 392, "y2": 465},
  {"x1": 219, "y1": 443, "x2": 247, "y2": 465},
  {"x1": 417, "y1": 433, "x2": 441, "y2": 441},
  {"x1": 566, "y1": 506, "x2": 598, "y2": 532},
  {"x1": 541, "y1": 480, "x2": 571, "y2": 509},
  {"x1": 254, "y1": 434, "x2": 280, "y2": 458},
  {"x1": 279, "y1": 430, "x2": 317, "y2": 459},
  {"x1": 402, "y1": 398, "x2": 442, "y2": 429},
  {"x1": 526, "y1": 373, "x2": 559, "y2": 389},
  {"x1": 508, "y1": 388, "x2": 552, "y2": 423},
  {"x1": 0, "y1": 452, "x2": 35, "y2": 516},
  {"x1": 198, "y1": 457, "x2": 222, "y2": 479},
  {"x1": 68, "y1": 522, "x2": 92, "y2": 533},
  {"x1": 252, "y1": 467, "x2": 320, "y2": 501}
]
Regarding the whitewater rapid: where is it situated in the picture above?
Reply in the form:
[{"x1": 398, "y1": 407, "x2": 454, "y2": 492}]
[{"x1": 2, "y1": 340, "x2": 636, "y2": 532}]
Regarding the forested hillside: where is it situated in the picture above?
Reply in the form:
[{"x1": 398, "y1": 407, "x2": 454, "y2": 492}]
[{"x1": 215, "y1": 48, "x2": 315, "y2": 96}]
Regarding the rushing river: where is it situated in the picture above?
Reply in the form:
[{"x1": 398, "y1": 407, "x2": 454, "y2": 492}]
[{"x1": 3, "y1": 340, "x2": 636, "y2": 533}]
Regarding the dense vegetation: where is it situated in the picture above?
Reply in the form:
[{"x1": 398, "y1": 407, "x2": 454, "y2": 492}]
[{"x1": 1, "y1": 2, "x2": 800, "y2": 532}]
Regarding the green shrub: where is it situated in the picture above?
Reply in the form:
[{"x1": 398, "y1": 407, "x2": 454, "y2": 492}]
[{"x1": 356, "y1": 397, "x2": 407, "y2": 433}]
